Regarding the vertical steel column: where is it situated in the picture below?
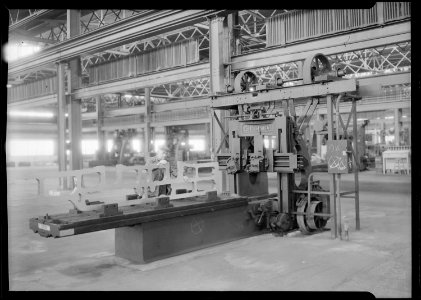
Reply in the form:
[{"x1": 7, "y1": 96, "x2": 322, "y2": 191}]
[
  {"x1": 67, "y1": 9, "x2": 82, "y2": 171},
  {"x1": 144, "y1": 87, "x2": 151, "y2": 159},
  {"x1": 67, "y1": 9, "x2": 81, "y2": 39},
  {"x1": 381, "y1": 121, "x2": 386, "y2": 144},
  {"x1": 209, "y1": 15, "x2": 229, "y2": 192},
  {"x1": 230, "y1": 12, "x2": 239, "y2": 56},
  {"x1": 316, "y1": 111, "x2": 323, "y2": 157},
  {"x1": 408, "y1": 122, "x2": 411, "y2": 147},
  {"x1": 96, "y1": 95, "x2": 105, "y2": 161},
  {"x1": 352, "y1": 100, "x2": 360, "y2": 230},
  {"x1": 68, "y1": 95, "x2": 82, "y2": 170},
  {"x1": 209, "y1": 17, "x2": 225, "y2": 94},
  {"x1": 56, "y1": 62, "x2": 67, "y2": 188},
  {"x1": 394, "y1": 108, "x2": 401, "y2": 146},
  {"x1": 326, "y1": 95, "x2": 337, "y2": 238},
  {"x1": 335, "y1": 97, "x2": 342, "y2": 239}
]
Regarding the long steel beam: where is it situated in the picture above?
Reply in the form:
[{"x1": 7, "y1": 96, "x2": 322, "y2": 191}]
[
  {"x1": 231, "y1": 21, "x2": 410, "y2": 71},
  {"x1": 6, "y1": 122, "x2": 58, "y2": 133},
  {"x1": 7, "y1": 71, "x2": 410, "y2": 119},
  {"x1": 8, "y1": 9, "x2": 51, "y2": 31},
  {"x1": 316, "y1": 98, "x2": 410, "y2": 114},
  {"x1": 8, "y1": 10, "x2": 227, "y2": 78},
  {"x1": 150, "y1": 118, "x2": 211, "y2": 127},
  {"x1": 73, "y1": 63, "x2": 210, "y2": 99},
  {"x1": 153, "y1": 98, "x2": 210, "y2": 112},
  {"x1": 82, "y1": 106, "x2": 146, "y2": 120},
  {"x1": 210, "y1": 79, "x2": 358, "y2": 108},
  {"x1": 70, "y1": 22, "x2": 409, "y2": 100},
  {"x1": 7, "y1": 94, "x2": 57, "y2": 108},
  {"x1": 9, "y1": 96, "x2": 411, "y2": 136},
  {"x1": 8, "y1": 22, "x2": 409, "y2": 106}
]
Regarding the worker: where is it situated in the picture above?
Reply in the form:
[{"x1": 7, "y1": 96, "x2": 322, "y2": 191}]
[{"x1": 149, "y1": 152, "x2": 172, "y2": 197}]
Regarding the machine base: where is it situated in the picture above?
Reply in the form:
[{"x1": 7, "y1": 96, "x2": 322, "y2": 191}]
[{"x1": 115, "y1": 204, "x2": 262, "y2": 263}]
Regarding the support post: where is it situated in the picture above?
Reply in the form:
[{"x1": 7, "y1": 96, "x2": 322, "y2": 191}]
[
  {"x1": 229, "y1": 12, "x2": 239, "y2": 56},
  {"x1": 67, "y1": 9, "x2": 82, "y2": 171},
  {"x1": 335, "y1": 97, "x2": 342, "y2": 239},
  {"x1": 394, "y1": 108, "x2": 401, "y2": 146},
  {"x1": 144, "y1": 87, "x2": 151, "y2": 159},
  {"x1": 316, "y1": 111, "x2": 323, "y2": 157},
  {"x1": 352, "y1": 100, "x2": 360, "y2": 230},
  {"x1": 56, "y1": 62, "x2": 67, "y2": 188},
  {"x1": 209, "y1": 16, "x2": 229, "y2": 192},
  {"x1": 67, "y1": 9, "x2": 81, "y2": 39},
  {"x1": 326, "y1": 95, "x2": 337, "y2": 238},
  {"x1": 69, "y1": 98, "x2": 82, "y2": 170},
  {"x1": 96, "y1": 95, "x2": 105, "y2": 161}
]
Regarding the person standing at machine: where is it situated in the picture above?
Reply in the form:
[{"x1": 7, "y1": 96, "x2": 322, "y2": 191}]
[{"x1": 148, "y1": 152, "x2": 172, "y2": 197}]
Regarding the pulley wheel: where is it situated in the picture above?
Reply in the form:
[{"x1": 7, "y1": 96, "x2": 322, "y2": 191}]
[
  {"x1": 302, "y1": 53, "x2": 332, "y2": 84},
  {"x1": 297, "y1": 201, "x2": 311, "y2": 234},
  {"x1": 234, "y1": 71, "x2": 258, "y2": 92},
  {"x1": 306, "y1": 200, "x2": 327, "y2": 230},
  {"x1": 297, "y1": 199, "x2": 328, "y2": 234}
]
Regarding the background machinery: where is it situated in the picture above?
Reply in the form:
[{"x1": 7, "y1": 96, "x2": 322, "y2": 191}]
[{"x1": 89, "y1": 129, "x2": 145, "y2": 167}]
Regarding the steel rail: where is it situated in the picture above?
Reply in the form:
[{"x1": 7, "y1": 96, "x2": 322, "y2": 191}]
[{"x1": 9, "y1": 9, "x2": 52, "y2": 31}]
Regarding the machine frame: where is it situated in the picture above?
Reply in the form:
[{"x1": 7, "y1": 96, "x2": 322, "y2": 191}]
[{"x1": 210, "y1": 56, "x2": 361, "y2": 238}]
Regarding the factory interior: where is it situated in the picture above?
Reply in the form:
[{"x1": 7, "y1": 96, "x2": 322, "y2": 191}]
[{"x1": 4, "y1": 6, "x2": 415, "y2": 296}]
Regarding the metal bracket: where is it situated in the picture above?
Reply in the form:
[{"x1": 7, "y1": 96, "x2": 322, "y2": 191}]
[
  {"x1": 214, "y1": 111, "x2": 229, "y2": 153},
  {"x1": 99, "y1": 203, "x2": 123, "y2": 218}
]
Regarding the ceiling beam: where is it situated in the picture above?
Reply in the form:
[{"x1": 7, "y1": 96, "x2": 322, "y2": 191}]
[
  {"x1": 73, "y1": 62, "x2": 209, "y2": 99},
  {"x1": 8, "y1": 10, "x2": 229, "y2": 78},
  {"x1": 9, "y1": 32, "x2": 57, "y2": 44},
  {"x1": 231, "y1": 21, "x2": 410, "y2": 71},
  {"x1": 104, "y1": 49, "x2": 130, "y2": 56},
  {"x1": 194, "y1": 23, "x2": 209, "y2": 30},
  {"x1": 244, "y1": 10, "x2": 265, "y2": 20},
  {"x1": 8, "y1": 9, "x2": 51, "y2": 31},
  {"x1": 40, "y1": 18, "x2": 66, "y2": 26}
]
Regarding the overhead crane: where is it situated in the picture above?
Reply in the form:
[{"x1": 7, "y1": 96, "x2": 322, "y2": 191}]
[{"x1": 29, "y1": 53, "x2": 361, "y2": 263}]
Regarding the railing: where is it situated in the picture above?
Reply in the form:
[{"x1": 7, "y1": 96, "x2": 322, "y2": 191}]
[
  {"x1": 386, "y1": 145, "x2": 410, "y2": 151},
  {"x1": 266, "y1": 3, "x2": 410, "y2": 47}
]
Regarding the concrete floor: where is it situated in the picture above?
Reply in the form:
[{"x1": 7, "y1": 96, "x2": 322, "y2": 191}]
[{"x1": 7, "y1": 167, "x2": 411, "y2": 296}]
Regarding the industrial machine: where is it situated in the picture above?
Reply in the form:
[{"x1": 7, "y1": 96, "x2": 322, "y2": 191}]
[
  {"x1": 29, "y1": 53, "x2": 361, "y2": 263},
  {"x1": 211, "y1": 53, "x2": 357, "y2": 234},
  {"x1": 165, "y1": 126, "x2": 191, "y2": 174},
  {"x1": 89, "y1": 129, "x2": 145, "y2": 167}
]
